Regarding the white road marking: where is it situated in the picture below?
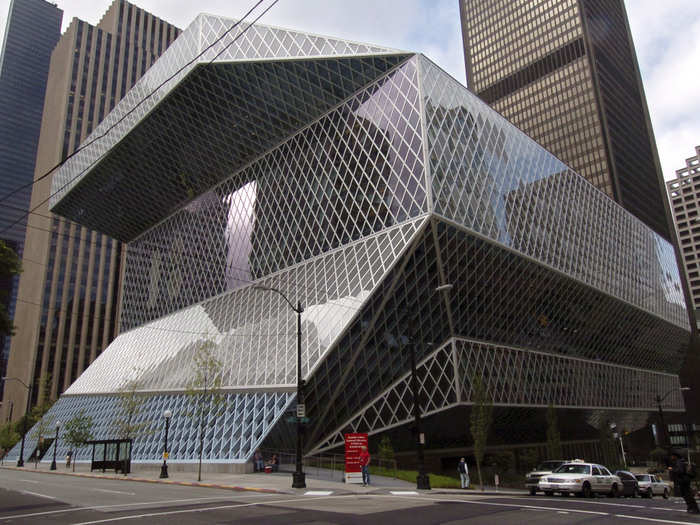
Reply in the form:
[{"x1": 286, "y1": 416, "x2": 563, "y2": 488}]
[
  {"x1": 615, "y1": 514, "x2": 700, "y2": 524},
  {"x1": 71, "y1": 496, "x2": 348, "y2": 525},
  {"x1": 304, "y1": 491, "x2": 333, "y2": 496},
  {"x1": 19, "y1": 479, "x2": 39, "y2": 483},
  {"x1": 504, "y1": 495, "x2": 679, "y2": 512},
  {"x1": 377, "y1": 495, "x2": 609, "y2": 516},
  {"x1": 92, "y1": 489, "x2": 136, "y2": 496},
  {"x1": 390, "y1": 495, "x2": 698, "y2": 525},
  {"x1": 391, "y1": 491, "x2": 419, "y2": 495},
  {"x1": 557, "y1": 511, "x2": 569, "y2": 514},
  {"x1": 21, "y1": 490, "x2": 57, "y2": 500},
  {"x1": 0, "y1": 495, "x2": 269, "y2": 521}
]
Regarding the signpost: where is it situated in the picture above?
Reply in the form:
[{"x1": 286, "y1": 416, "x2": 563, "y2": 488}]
[{"x1": 344, "y1": 433, "x2": 368, "y2": 484}]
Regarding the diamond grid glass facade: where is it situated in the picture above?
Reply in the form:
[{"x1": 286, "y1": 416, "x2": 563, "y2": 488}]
[{"x1": 7, "y1": 18, "x2": 689, "y2": 465}]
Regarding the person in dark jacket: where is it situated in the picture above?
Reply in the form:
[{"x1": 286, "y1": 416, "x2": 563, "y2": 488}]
[
  {"x1": 458, "y1": 457, "x2": 470, "y2": 489},
  {"x1": 668, "y1": 450, "x2": 699, "y2": 514}
]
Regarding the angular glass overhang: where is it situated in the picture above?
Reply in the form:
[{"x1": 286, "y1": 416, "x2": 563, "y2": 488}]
[{"x1": 50, "y1": 54, "x2": 412, "y2": 242}]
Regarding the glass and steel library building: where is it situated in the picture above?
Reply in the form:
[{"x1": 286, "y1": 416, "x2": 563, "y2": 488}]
[{"x1": 8, "y1": 15, "x2": 691, "y2": 467}]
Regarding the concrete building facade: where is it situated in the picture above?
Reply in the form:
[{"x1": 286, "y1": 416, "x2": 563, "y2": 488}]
[
  {"x1": 667, "y1": 146, "x2": 700, "y2": 326},
  {"x1": 1, "y1": 0, "x2": 179, "y2": 420}
]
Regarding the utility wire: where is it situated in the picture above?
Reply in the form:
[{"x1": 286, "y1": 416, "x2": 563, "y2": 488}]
[{"x1": 0, "y1": 0, "x2": 280, "y2": 236}]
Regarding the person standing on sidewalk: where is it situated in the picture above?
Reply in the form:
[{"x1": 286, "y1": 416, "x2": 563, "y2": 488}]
[
  {"x1": 668, "y1": 450, "x2": 699, "y2": 514},
  {"x1": 458, "y1": 457, "x2": 469, "y2": 489},
  {"x1": 360, "y1": 446, "x2": 371, "y2": 486}
]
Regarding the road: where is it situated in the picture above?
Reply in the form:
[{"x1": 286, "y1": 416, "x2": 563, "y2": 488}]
[{"x1": 0, "y1": 469, "x2": 699, "y2": 524}]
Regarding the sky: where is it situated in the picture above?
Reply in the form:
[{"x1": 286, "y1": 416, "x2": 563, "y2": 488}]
[{"x1": 0, "y1": 0, "x2": 698, "y2": 181}]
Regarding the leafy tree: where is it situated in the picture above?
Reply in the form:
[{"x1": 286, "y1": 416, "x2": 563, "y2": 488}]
[
  {"x1": 0, "y1": 240, "x2": 22, "y2": 337},
  {"x1": 63, "y1": 410, "x2": 94, "y2": 471},
  {"x1": 598, "y1": 422, "x2": 619, "y2": 468},
  {"x1": 113, "y1": 376, "x2": 151, "y2": 475},
  {"x1": 185, "y1": 338, "x2": 226, "y2": 482},
  {"x1": 470, "y1": 375, "x2": 493, "y2": 491},
  {"x1": 377, "y1": 435, "x2": 395, "y2": 466},
  {"x1": 0, "y1": 423, "x2": 20, "y2": 459},
  {"x1": 30, "y1": 413, "x2": 54, "y2": 468},
  {"x1": 546, "y1": 404, "x2": 562, "y2": 459}
]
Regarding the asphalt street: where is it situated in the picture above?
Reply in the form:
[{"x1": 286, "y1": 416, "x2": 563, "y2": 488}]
[{"x1": 1, "y1": 468, "x2": 699, "y2": 524}]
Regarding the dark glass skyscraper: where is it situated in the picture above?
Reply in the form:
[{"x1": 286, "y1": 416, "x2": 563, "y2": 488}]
[
  {"x1": 0, "y1": 0, "x2": 62, "y2": 385},
  {"x1": 459, "y1": 0, "x2": 671, "y2": 242}
]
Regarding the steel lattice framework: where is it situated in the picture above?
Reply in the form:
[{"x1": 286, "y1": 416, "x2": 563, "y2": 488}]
[{"x1": 7, "y1": 15, "x2": 689, "y2": 465}]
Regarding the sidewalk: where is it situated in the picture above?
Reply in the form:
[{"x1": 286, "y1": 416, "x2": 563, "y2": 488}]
[{"x1": 0, "y1": 461, "x2": 525, "y2": 496}]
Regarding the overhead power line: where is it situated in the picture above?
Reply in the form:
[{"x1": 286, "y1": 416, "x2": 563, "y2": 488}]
[{"x1": 0, "y1": 0, "x2": 280, "y2": 236}]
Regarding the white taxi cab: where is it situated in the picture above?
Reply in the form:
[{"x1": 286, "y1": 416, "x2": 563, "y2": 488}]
[{"x1": 538, "y1": 461, "x2": 622, "y2": 498}]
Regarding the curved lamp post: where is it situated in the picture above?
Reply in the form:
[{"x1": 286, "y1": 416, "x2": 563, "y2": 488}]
[
  {"x1": 159, "y1": 409, "x2": 172, "y2": 478},
  {"x1": 656, "y1": 386, "x2": 690, "y2": 448},
  {"x1": 253, "y1": 284, "x2": 305, "y2": 489},
  {"x1": 2, "y1": 376, "x2": 32, "y2": 467},
  {"x1": 50, "y1": 420, "x2": 61, "y2": 470},
  {"x1": 407, "y1": 283, "x2": 453, "y2": 491}
]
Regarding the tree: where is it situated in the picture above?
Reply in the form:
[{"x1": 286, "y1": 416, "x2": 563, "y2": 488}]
[
  {"x1": 0, "y1": 423, "x2": 20, "y2": 460},
  {"x1": 377, "y1": 435, "x2": 395, "y2": 467},
  {"x1": 63, "y1": 410, "x2": 94, "y2": 471},
  {"x1": 470, "y1": 375, "x2": 493, "y2": 491},
  {"x1": 185, "y1": 338, "x2": 226, "y2": 482},
  {"x1": 30, "y1": 413, "x2": 54, "y2": 468},
  {"x1": 546, "y1": 404, "x2": 562, "y2": 459},
  {"x1": 113, "y1": 376, "x2": 151, "y2": 475},
  {"x1": 0, "y1": 240, "x2": 22, "y2": 337}
]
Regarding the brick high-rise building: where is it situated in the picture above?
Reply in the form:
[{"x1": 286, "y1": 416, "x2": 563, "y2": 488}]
[
  {"x1": 0, "y1": 0, "x2": 62, "y2": 387},
  {"x1": 459, "y1": 0, "x2": 672, "y2": 242},
  {"x1": 1, "y1": 0, "x2": 179, "y2": 420}
]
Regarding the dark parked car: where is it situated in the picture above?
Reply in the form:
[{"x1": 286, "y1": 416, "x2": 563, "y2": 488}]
[{"x1": 614, "y1": 470, "x2": 639, "y2": 497}]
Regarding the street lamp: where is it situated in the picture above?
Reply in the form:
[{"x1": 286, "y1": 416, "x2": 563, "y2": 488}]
[
  {"x1": 159, "y1": 409, "x2": 172, "y2": 478},
  {"x1": 656, "y1": 386, "x2": 690, "y2": 448},
  {"x1": 50, "y1": 420, "x2": 61, "y2": 470},
  {"x1": 2, "y1": 376, "x2": 32, "y2": 467},
  {"x1": 253, "y1": 284, "x2": 306, "y2": 489},
  {"x1": 408, "y1": 283, "x2": 453, "y2": 491}
]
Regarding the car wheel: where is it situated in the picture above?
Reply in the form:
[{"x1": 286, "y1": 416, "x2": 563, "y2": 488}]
[
  {"x1": 529, "y1": 487, "x2": 536, "y2": 496},
  {"x1": 632, "y1": 487, "x2": 638, "y2": 498},
  {"x1": 582, "y1": 482, "x2": 592, "y2": 499},
  {"x1": 608, "y1": 484, "x2": 619, "y2": 498},
  {"x1": 648, "y1": 489, "x2": 653, "y2": 499},
  {"x1": 544, "y1": 491, "x2": 554, "y2": 497},
  {"x1": 663, "y1": 488, "x2": 669, "y2": 499},
  {"x1": 561, "y1": 492, "x2": 569, "y2": 497}
]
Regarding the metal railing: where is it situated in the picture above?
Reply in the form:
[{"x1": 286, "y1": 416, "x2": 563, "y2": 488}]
[{"x1": 259, "y1": 448, "x2": 398, "y2": 482}]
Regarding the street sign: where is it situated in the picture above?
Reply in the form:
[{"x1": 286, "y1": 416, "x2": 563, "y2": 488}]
[
  {"x1": 296, "y1": 404, "x2": 305, "y2": 417},
  {"x1": 344, "y1": 433, "x2": 368, "y2": 484},
  {"x1": 286, "y1": 416, "x2": 310, "y2": 424}
]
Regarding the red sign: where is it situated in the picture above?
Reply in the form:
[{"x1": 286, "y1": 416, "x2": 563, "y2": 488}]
[{"x1": 344, "y1": 433, "x2": 368, "y2": 473}]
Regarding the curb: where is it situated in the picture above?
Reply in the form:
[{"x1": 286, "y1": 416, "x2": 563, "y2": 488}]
[{"x1": 0, "y1": 466, "x2": 284, "y2": 494}]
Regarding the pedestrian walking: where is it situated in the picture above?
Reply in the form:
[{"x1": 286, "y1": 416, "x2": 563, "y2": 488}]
[
  {"x1": 458, "y1": 457, "x2": 470, "y2": 489},
  {"x1": 360, "y1": 446, "x2": 371, "y2": 486},
  {"x1": 65, "y1": 450, "x2": 73, "y2": 468},
  {"x1": 253, "y1": 450, "x2": 264, "y2": 472},
  {"x1": 668, "y1": 450, "x2": 699, "y2": 514}
]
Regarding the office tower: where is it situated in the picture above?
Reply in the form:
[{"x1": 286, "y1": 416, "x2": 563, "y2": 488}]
[
  {"x1": 6, "y1": 17, "x2": 689, "y2": 469},
  {"x1": 1, "y1": 0, "x2": 179, "y2": 420},
  {"x1": 668, "y1": 145, "x2": 700, "y2": 325},
  {"x1": 0, "y1": 0, "x2": 62, "y2": 386},
  {"x1": 459, "y1": 0, "x2": 672, "y2": 242}
]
